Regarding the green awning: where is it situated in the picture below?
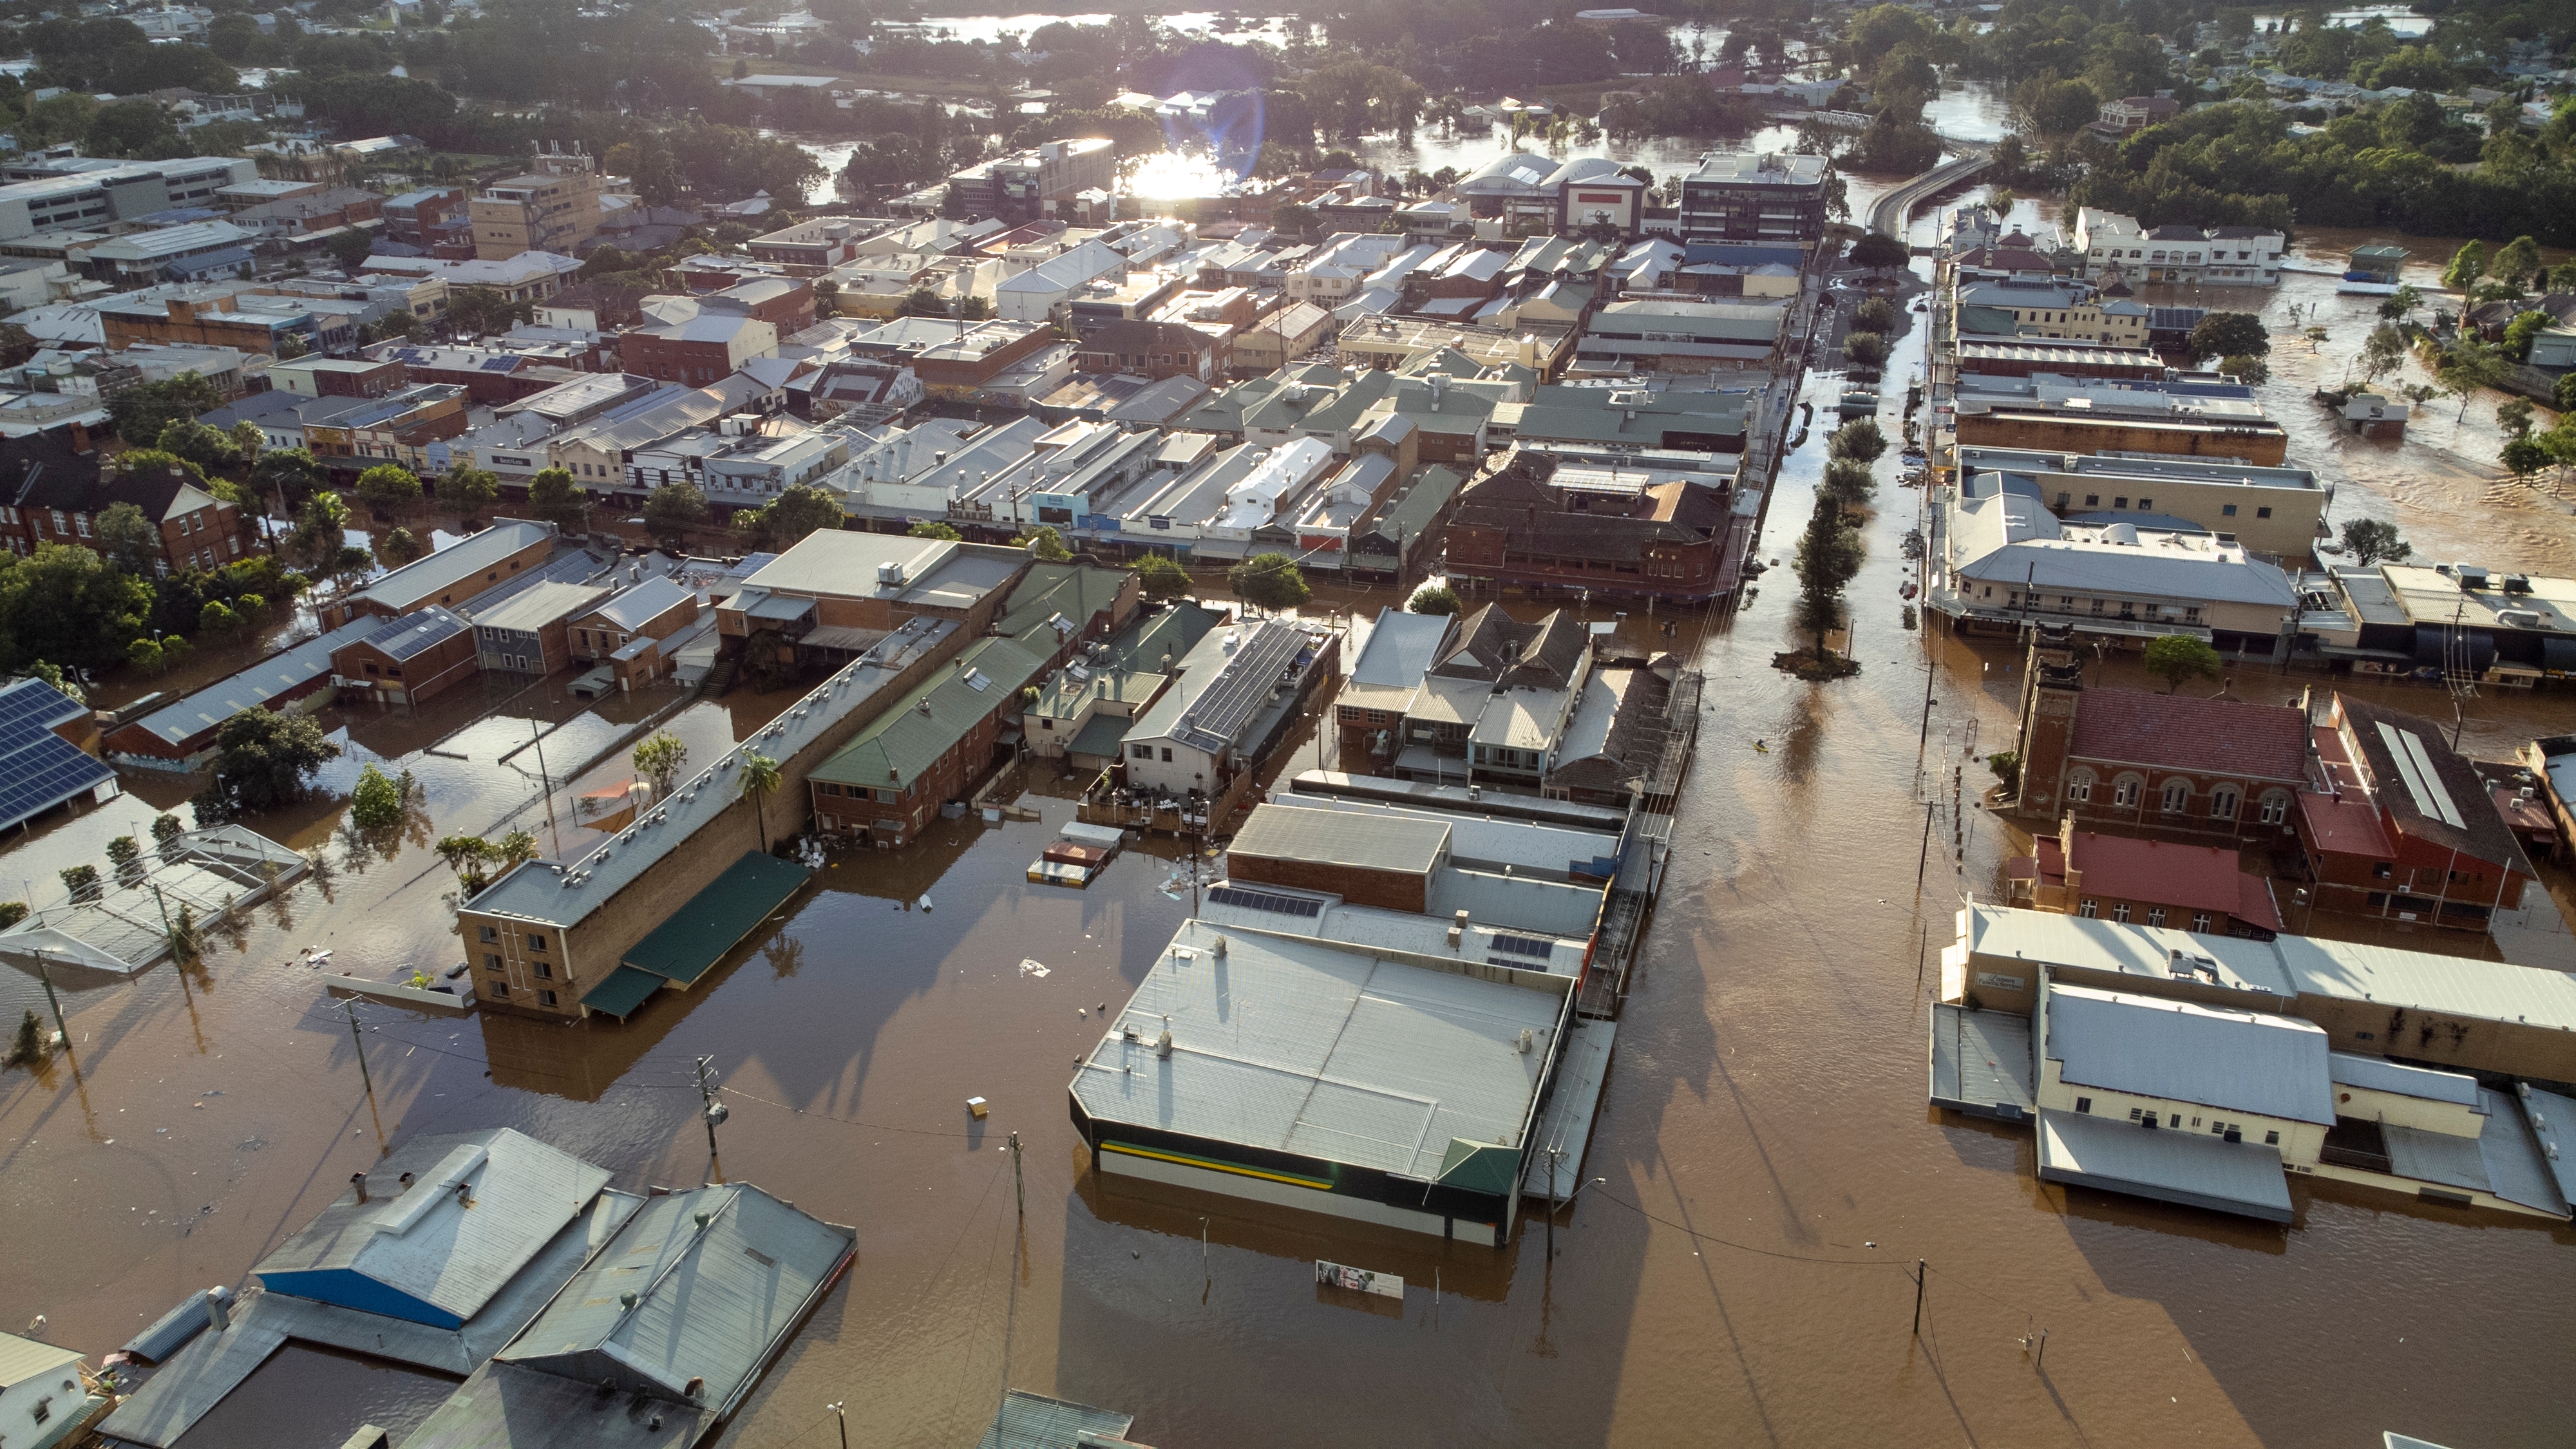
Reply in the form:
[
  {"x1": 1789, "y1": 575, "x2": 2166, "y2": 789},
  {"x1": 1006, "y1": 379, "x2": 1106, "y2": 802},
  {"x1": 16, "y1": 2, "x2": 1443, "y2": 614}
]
[
  {"x1": 623, "y1": 851, "x2": 811, "y2": 987},
  {"x1": 1066, "y1": 712, "x2": 1132, "y2": 760},
  {"x1": 581, "y1": 965, "x2": 665, "y2": 1019},
  {"x1": 1435, "y1": 1137, "x2": 1521, "y2": 1197}
]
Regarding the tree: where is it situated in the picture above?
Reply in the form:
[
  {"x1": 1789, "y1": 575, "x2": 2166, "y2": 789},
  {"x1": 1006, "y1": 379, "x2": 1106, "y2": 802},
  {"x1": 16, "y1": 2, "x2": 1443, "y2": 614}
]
[
  {"x1": 323, "y1": 228, "x2": 374, "y2": 273},
  {"x1": 1133, "y1": 554, "x2": 1191, "y2": 601},
  {"x1": 0, "y1": 544, "x2": 153, "y2": 669},
  {"x1": 288, "y1": 491, "x2": 348, "y2": 573},
  {"x1": 1790, "y1": 495, "x2": 1863, "y2": 661},
  {"x1": 733, "y1": 484, "x2": 843, "y2": 550},
  {"x1": 739, "y1": 750, "x2": 782, "y2": 854},
  {"x1": 1014, "y1": 525, "x2": 1072, "y2": 562},
  {"x1": 445, "y1": 285, "x2": 533, "y2": 337},
  {"x1": 2436, "y1": 337, "x2": 2509, "y2": 421},
  {"x1": 1822, "y1": 458, "x2": 1877, "y2": 506},
  {"x1": 355, "y1": 464, "x2": 422, "y2": 524},
  {"x1": 2143, "y1": 633, "x2": 2223, "y2": 694},
  {"x1": 434, "y1": 463, "x2": 500, "y2": 522},
  {"x1": 526, "y1": 468, "x2": 588, "y2": 530},
  {"x1": 1853, "y1": 298, "x2": 1897, "y2": 334},
  {"x1": 59, "y1": 863, "x2": 101, "y2": 902},
  {"x1": 155, "y1": 419, "x2": 243, "y2": 473},
  {"x1": 128, "y1": 635, "x2": 168, "y2": 674},
  {"x1": 633, "y1": 731, "x2": 690, "y2": 800},
  {"x1": 152, "y1": 813, "x2": 184, "y2": 855},
  {"x1": 375, "y1": 527, "x2": 424, "y2": 569},
  {"x1": 2340, "y1": 518, "x2": 2410, "y2": 567},
  {"x1": 2221, "y1": 354, "x2": 2271, "y2": 384},
  {"x1": 2498, "y1": 398, "x2": 2535, "y2": 439},
  {"x1": 2376, "y1": 283, "x2": 2420, "y2": 321},
  {"x1": 2440, "y1": 240, "x2": 2486, "y2": 291},
  {"x1": 8, "y1": 1007, "x2": 46, "y2": 1067},
  {"x1": 643, "y1": 480, "x2": 709, "y2": 545},
  {"x1": 2190, "y1": 312, "x2": 2269, "y2": 361},
  {"x1": 1844, "y1": 331, "x2": 1890, "y2": 369},
  {"x1": 2560, "y1": 371, "x2": 2576, "y2": 415},
  {"x1": 107, "y1": 372, "x2": 225, "y2": 448},
  {"x1": 350, "y1": 762, "x2": 404, "y2": 831},
  {"x1": 2501, "y1": 310, "x2": 2552, "y2": 363},
  {"x1": 200, "y1": 599, "x2": 242, "y2": 639},
  {"x1": 1406, "y1": 582, "x2": 1461, "y2": 615},
  {"x1": 2358, "y1": 323, "x2": 2407, "y2": 384},
  {"x1": 93, "y1": 502, "x2": 164, "y2": 578},
  {"x1": 1848, "y1": 231, "x2": 1909, "y2": 273},
  {"x1": 1272, "y1": 202, "x2": 1319, "y2": 238},
  {"x1": 907, "y1": 520, "x2": 962, "y2": 541},
  {"x1": 253, "y1": 449, "x2": 326, "y2": 515},
  {"x1": 435, "y1": 835, "x2": 495, "y2": 889},
  {"x1": 2503, "y1": 435, "x2": 2550, "y2": 477},
  {"x1": 106, "y1": 833, "x2": 141, "y2": 885},
  {"x1": 1828, "y1": 417, "x2": 1888, "y2": 464},
  {"x1": 193, "y1": 707, "x2": 341, "y2": 821},
  {"x1": 1228, "y1": 551, "x2": 1311, "y2": 613}
]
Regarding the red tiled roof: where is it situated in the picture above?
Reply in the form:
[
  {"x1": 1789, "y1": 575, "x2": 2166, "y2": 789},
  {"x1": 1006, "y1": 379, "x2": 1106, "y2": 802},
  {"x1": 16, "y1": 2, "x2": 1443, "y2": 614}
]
[
  {"x1": 2296, "y1": 787, "x2": 2392, "y2": 860},
  {"x1": 2235, "y1": 872, "x2": 2282, "y2": 933},
  {"x1": 2068, "y1": 689, "x2": 2309, "y2": 781},
  {"x1": 2065, "y1": 830, "x2": 2252, "y2": 918}
]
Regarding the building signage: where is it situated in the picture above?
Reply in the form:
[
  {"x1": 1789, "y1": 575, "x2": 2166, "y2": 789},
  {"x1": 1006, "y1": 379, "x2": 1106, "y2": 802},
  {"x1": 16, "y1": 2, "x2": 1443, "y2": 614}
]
[
  {"x1": 1975, "y1": 971, "x2": 2026, "y2": 992},
  {"x1": 1316, "y1": 1260, "x2": 1403, "y2": 1299}
]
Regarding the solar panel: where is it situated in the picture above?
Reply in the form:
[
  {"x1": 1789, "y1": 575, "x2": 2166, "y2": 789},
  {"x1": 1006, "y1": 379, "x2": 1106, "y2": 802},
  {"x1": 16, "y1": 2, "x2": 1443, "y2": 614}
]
[
  {"x1": 480, "y1": 356, "x2": 521, "y2": 372},
  {"x1": 1206, "y1": 886, "x2": 1323, "y2": 918},
  {"x1": 1173, "y1": 623, "x2": 1303, "y2": 752},
  {"x1": 0, "y1": 678, "x2": 82, "y2": 737},
  {"x1": 0, "y1": 728, "x2": 115, "y2": 831},
  {"x1": 1488, "y1": 932, "x2": 1557, "y2": 959}
]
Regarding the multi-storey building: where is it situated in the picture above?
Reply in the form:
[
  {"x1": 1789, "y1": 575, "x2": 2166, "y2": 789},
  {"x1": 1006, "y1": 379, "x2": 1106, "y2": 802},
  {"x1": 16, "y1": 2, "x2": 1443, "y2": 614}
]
[
  {"x1": 469, "y1": 151, "x2": 606, "y2": 261},
  {"x1": 1677, "y1": 151, "x2": 1829, "y2": 245}
]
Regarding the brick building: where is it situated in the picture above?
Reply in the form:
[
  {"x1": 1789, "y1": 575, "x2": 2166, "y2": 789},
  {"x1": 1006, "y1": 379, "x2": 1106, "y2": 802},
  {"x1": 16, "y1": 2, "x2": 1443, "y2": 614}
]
[
  {"x1": 2007, "y1": 818, "x2": 2285, "y2": 937},
  {"x1": 618, "y1": 314, "x2": 781, "y2": 386},
  {"x1": 0, "y1": 457, "x2": 254, "y2": 574},
  {"x1": 381, "y1": 186, "x2": 470, "y2": 254},
  {"x1": 2009, "y1": 625, "x2": 2312, "y2": 841},
  {"x1": 1224, "y1": 802, "x2": 1448, "y2": 913},
  {"x1": 469, "y1": 151, "x2": 606, "y2": 261},
  {"x1": 2296, "y1": 694, "x2": 2535, "y2": 932},
  {"x1": 1442, "y1": 448, "x2": 1739, "y2": 603},
  {"x1": 1072, "y1": 317, "x2": 1226, "y2": 383},
  {"x1": 328, "y1": 605, "x2": 480, "y2": 706},
  {"x1": 321, "y1": 518, "x2": 557, "y2": 628}
]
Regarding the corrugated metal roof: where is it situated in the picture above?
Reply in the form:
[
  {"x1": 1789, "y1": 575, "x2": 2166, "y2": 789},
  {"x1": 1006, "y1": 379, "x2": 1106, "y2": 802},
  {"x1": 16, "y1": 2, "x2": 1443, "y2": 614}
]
[
  {"x1": 1072, "y1": 922, "x2": 1566, "y2": 1179},
  {"x1": 2045, "y1": 982, "x2": 2334, "y2": 1124},
  {"x1": 1349, "y1": 609, "x2": 1451, "y2": 688},
  {"x1": 0, "y1": 1331, "x2": 80, "y2": 1389},
  {"x1": 356, "y1": 604, "x2": 471, "y2": 663},
  {"x1": 808, "y1": 632, "x2": 1049, "y2": 789},
  {"x1": 471, "y1": 580, "x2": 614, "y2": 636},
  {"x1": 353, "y1": 521, "x2": 555, "y2": 612},
  {"x1": 586, "y1": 576, "x2": 692, "y2": 632},
  {"x1": 122, "y1": 617, "x2": 382, "y2": 748},
  {"x1": 2327, "y1": 1051, "x2": 2479, "y2": 1106},
  {"x1": 621, "y1": 851, "x2": 810, "y2": 985},
  {"x1": 497, "y1": 1184, "x2": 854, "y2": 1417},
  {"x1": 978, "y1": 1390, "x2": 1136, "y2": 1449},
  {"x1": 2035, "y1": 1108, "x2": 2293, "y2": 1221},
  {"x1": 253, "y1": 1128, "x2": 614, "y2": 1326},
  {"x1": 1964, "y1": 904, "x2": 2298, "y2": 996},
  {"x1": 1228, "y1": 802, "x2": 1448, "y2": 876},
  {"x1": 2519, "y1": 1083, "x2": 2576, "y2": 1207}
]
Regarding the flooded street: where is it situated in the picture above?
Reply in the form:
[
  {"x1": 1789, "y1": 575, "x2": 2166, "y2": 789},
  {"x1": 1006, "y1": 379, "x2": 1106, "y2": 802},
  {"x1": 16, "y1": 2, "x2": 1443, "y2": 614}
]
[{"x1": 6, "y1": 163, "x2": 2576, "y2": 1449}]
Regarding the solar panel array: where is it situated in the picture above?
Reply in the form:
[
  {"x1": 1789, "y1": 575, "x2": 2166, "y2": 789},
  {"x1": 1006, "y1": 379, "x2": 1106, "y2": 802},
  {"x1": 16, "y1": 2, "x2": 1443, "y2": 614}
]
[
  {"x1": 0, "y1": 708, "x2": 115, "y2": 831},
  {"x1": 1206, "y1": 886, "x2": 1323, "y2": 918},
  {"x1": 2376, "y1": 721, "x2": 2465, "y2": 829},
  {"x1": 1488, "y1": 932, "x2": 1557, "y2": 960},
  {"x1": 0, "y1": 677, "x2": 84, "y2": 738},
  {"x1": 1171, "y1": 623, "x2": 1303, "y2": 753}
]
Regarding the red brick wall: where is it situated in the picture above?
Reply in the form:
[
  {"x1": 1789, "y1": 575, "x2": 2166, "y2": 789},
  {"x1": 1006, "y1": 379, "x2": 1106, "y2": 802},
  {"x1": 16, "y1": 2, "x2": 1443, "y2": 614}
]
[{"x1": 1227, "y1": 853, "x2": 1425, "y2": 912}]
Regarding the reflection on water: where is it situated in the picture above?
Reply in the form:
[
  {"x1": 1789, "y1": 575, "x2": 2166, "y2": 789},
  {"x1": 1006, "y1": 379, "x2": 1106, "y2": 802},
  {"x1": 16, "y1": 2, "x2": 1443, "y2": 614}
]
[{"x1": 2253, "y1": 7, "x2": 2432, "y2": 38}]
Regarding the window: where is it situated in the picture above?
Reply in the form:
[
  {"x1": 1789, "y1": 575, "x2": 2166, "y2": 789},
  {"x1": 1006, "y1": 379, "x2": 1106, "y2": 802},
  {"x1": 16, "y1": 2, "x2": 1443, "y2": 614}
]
[
  {"x1": 2112, "y1": 902, "x2": 2132, "y2": 923},
  {"x1": 2372, "y1": 862, "x2": 2393, "y2": 880},
  {"x1": 478, "y1": 925, "x2": 498, "y2": 943},
  {"x1": 2192, "y1": 913, "x2": 2211, "y2": 932},
  {"x1": 2128, "y1": 1106, "x2": 2143, "y2": 1121},
  {"x1": 2210, "y1": 786, "x2": 2239, "y2": 819},
  {"x1": 2222, "y1": 504, "x2": 2238, "y2": 517},
  {"x1": 538, "y1": 990, "x2": 558, "y2": 1007},
  {"x1": 2259, "y1": 793, "x2": 2289, "y2": 826},
  {"x1": 2067, "y1": 772, "x2": 2094, "y2": 802},
  {"x1": 2255, "y1": 507, "x2": 2271, "y2": 518},
  {"x1": 2075, "y1": 1097, "x2": 2092, "y2": 1115},
  {"x1": 1132, "y1": 744, "x2": 1151, "y2": 760},
  {"x1": 532, "y1": 961, "x2": 552, "y2": 980},
  {"x1": 2112, "y1": 777, "x2": 2141, "y2": 808},
  {"x1": 2083, "y1": 495, "x2": 2099, "y2": 507},
  {"x1": 2264, "y1": 1130, "x2": 2279, "y2": 1146},
  {"x1": 2078, "y1": 898, "x2": 2097, "y2": 917},
  {"x1": 489, "y1": 980, "x2": 510, "y2": 998},
  {"x1": 33, "y1": 1397, "x2": 51, "y2": 1425},
  {"x1": 2112, "y1": 497, "x2": 2128, "y2": 509},
  {"x1": 1160, "y1": 748, "x2": 1173, "y2": 762},
  {"x1": 2161, "y1": 780, "x2": 2190, "y2": 813},
  {"x1": 484, "y1": 953, "x2": 503, "y2": 972},
  {"x1": 2146, "y1": 907, "x2": 2166, "y2": 927},
  {"x1": 527, "y1": 933, "x2": 547, "y2": 951},
  {"x1": 2136, "y1": 498, "x2": 2152, "y2": 511}
]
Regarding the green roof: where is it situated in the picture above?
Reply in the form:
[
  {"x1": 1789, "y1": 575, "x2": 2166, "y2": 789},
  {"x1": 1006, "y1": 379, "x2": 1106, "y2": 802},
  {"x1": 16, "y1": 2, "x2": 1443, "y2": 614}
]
[
  {"x1": 1437, "y1": 1137, "x2": 1522, "y2": 1196},
  {"x1": 580, "y1": 964, "x2": 665, "y2": 1018},
  {"x1": 1066, "y1": 712, "x2": 1131, "y2": 759},
  {"x1": 994, "y1": 562, "x2": 1128, "y2": 641},
  {"x1": 623, "y1": 851, "x2": 811, "y2": 985},
  {"x1": 1365, "y1": 464, "x2": 1464, "y2": 544},
  {"x1": 809, "y1": 633, "x2": 1051, "y2": 790}
]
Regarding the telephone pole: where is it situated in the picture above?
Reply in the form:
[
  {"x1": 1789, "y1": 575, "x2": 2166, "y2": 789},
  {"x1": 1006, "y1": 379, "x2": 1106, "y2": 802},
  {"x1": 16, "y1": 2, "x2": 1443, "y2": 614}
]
[
  {"x1": 343, "y1": 999, "x2": 374, "y2": 1100},
  {"x1": 1009, "y1": 1130, "x2": 1024, "y2": 1218},
  {"x1": 35, "y1": 952, "x2": 70, "y2": 1055},
  {"x1": 694, "y1": 1055, "x2": 728, "y2": 1159}
]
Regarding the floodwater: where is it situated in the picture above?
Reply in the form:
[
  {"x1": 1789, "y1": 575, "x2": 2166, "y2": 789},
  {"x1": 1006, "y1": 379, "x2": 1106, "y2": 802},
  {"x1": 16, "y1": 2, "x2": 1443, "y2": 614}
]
[{"x1": 8, "y1": 218, "x2": 2576, "y2": 1449}]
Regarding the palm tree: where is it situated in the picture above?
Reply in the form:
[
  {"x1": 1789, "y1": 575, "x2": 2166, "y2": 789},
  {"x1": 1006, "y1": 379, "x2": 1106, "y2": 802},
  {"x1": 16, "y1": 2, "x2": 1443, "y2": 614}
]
[{"x1": 739, "y1": 751, "x2": 782, "y2": 854}]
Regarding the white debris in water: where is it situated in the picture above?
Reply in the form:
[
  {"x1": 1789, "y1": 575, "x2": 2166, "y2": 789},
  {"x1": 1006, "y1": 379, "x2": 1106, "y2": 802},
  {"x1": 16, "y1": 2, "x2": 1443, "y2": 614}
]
[{"x1": 1020, "y1": 959, "x2": 1049, "y2": 978}]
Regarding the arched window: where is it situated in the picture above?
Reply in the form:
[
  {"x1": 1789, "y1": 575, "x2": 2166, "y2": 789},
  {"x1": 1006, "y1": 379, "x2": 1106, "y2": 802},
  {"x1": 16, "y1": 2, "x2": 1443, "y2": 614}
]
[
  {"x1": 2210, "y1": 786, "x2": 2241, "y2": 820},
  {"x1": 2067, "y1": 769, "x2": 2096, "y2": 803},
  {"x1": 2258, "y1": 791, "x2": 2291, "y2": 826},
  {"x1": 2161, "y1": 779, "x2": 2191, "y2": 814},
  {"x1": 2112, "y1": 775, "x2": 2143, "y2": 808}
]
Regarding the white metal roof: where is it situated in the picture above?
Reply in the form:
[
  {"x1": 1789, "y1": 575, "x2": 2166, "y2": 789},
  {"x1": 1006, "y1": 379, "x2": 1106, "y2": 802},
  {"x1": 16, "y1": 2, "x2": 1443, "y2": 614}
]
[
  {"x1": 1070, "y1": 921, "x2": 1567, "y2": 1178},
  {"x1": 2045, "y1": 981, "x2": 2334, "y2": 1124},
  {"x1": 2327, "y1": 1050, "x2": 2480, "y2": 1107}
]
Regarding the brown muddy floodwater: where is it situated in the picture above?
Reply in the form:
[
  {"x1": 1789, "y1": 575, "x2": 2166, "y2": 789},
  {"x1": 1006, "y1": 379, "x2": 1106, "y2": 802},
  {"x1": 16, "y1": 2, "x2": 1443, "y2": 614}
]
[{"x1": 6, "y1": 253, "x2": 2575, "y2": 1449}]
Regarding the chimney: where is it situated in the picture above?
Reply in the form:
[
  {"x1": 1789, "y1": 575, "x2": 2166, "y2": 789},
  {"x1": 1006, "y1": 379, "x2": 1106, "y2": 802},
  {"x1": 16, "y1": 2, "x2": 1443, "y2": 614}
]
[
  {"x1": 205, "y1": 1287, "x2": 229, "y2": 1333},
  {"x1": 397, "y1": 1171, "x2": 415, "y2": 1192},
  {"x1": 350, "y1": 1171, "x2": 370, "y2": 1204}
]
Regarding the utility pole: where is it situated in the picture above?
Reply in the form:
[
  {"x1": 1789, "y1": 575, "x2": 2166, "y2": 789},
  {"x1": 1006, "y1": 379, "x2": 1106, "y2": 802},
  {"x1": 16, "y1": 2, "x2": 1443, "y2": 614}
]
[
  {"x1": 1009, "y1": 1130, "x2": 1023, "y2": 1219},
  {"x1": 694, "y1": 1055, "x2": 727, "y2": 1160},
  {"x1": 827, "y1": 1402, "x2": 847, "y2": 1449},
  {"x1": 531, "y1": 717, "x2": 562, "y2": 857},
  {"x1": 1912, "y1": 1259, "x2": 1926, "y2": 1338},
  {"x1": 35, "y1": 952, "x2": 70, "y2": 1054},
  {"x1": 343, "y1": 999, "x2": 374, "y2": 1100}
]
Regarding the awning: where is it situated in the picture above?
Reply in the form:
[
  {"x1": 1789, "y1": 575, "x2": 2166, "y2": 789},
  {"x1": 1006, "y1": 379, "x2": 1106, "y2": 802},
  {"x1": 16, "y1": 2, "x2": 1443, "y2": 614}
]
[
  {"x1": 622, "y1": 851, "x2": 811, "y2": 987},
  {"x1": 580, "y1": 965, "x2": 664, "y2": 1019},
  {"x1": 2035, "y1": 1108, "x2": 2291, "y2": 1222}
]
